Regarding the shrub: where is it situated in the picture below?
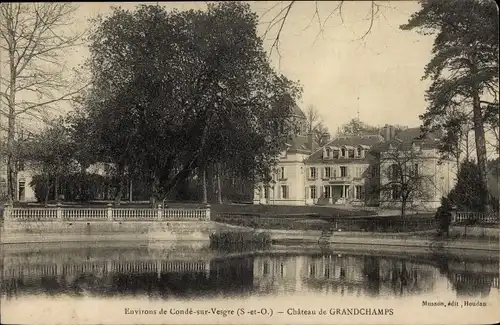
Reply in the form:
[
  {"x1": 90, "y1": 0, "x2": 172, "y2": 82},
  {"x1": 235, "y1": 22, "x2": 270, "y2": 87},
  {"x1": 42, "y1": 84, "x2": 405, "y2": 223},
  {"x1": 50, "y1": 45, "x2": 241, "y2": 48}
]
[{"x1": 209, "y1": 231, "x2": 271, "y2": 251}]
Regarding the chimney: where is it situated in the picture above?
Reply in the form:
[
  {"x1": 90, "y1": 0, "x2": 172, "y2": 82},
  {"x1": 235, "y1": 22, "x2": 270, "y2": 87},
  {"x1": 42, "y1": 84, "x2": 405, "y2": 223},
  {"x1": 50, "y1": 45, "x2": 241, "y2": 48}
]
[
  {"x1": 384, "y1": 124, "x2": 390, "y2": 142},
  {"x1": 390, "y1": 125, "x2": 396, "y2": 140},
  {"x1": 307, "y1": 133, "x2": 315, "y2": 151}
]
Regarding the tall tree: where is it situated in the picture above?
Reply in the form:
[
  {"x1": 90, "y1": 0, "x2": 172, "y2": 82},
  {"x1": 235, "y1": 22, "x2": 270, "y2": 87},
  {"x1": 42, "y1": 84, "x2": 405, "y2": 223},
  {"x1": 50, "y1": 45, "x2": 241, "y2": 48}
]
[
  {"x1": 0, "y1": 3, "x2": 87, "y2": 202},
  {"x1": 81, "y1": 3, "x2": 301, "y2": 204},
  {"x1": 401, "y1": 0, "x2": 499, "y2": 212}
]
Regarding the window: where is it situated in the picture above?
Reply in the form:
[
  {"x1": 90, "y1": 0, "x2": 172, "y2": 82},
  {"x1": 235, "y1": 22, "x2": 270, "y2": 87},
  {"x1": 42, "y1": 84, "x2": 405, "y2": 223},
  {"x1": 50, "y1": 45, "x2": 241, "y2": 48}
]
[
  {"x1": 341, "y1": 148, "x2": 346, "y2": 157},
  {"x1": 357, "y1": 147, "x2": 362, "y2": 157},
  {"x1": 325, "y1": 148, "x2": 331, "y2": 158},
  {"x1": 413, "y1": 163, "x2": 419, "y2": 177},
  {"x1": 263, "y1": 261, "x2": 269, "y2": 275},
  {"x1": 309, "y1": 167, "x2": 317, "y2": 179},
  {"x1": 349, "y1": 149, "x2": 355, "y2": 158},
  {"x1": 355, "y1": 185, "x2": 363, "y2": 200},
  {"x1": 325, "y1": 167, "x2": 331, "y2": 178},
  {"x1": 340, "y1": 166, "x2": 347, "y2": 177},
  {"x1": 310, "y1": 186, "x2": 317, "y2": 199},
  {"x1": 281, "y1": 185, "x2": 288, "y2": 199},
  {"x1": 333, "y1": 168, "x2": 337, "y2": 178},
  {"x1": 264, "y1": 187, "x2": 269, "y2": 199},
  {"x1": 309, "y1": 264, "x2": 316, "y2": 277},
  {"x1": 372, "y1": 165, "x2": 379, "y2": 177},
  {"x1": 324, "y1": 186, "x2": 332, "y2": 198},
  {"x1": 391, "y1": 184, "x2": 400, "y2": 200},
  {"x1": 324, "y1": 266, "x2": 330, "y2": 278},
  {"x1": 280, "y1": 166, "x2": 286, "y2": 179}
]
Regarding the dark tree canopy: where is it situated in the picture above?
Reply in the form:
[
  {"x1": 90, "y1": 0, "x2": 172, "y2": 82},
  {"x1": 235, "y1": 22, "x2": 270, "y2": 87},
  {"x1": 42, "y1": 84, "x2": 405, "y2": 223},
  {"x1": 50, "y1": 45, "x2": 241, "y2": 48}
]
[
  {"x1": 76, "y1": 3, "x2": 302, "y2": 201},
  {"x1": 448, "y1": 160, "x2": 499, "y2": 212}
]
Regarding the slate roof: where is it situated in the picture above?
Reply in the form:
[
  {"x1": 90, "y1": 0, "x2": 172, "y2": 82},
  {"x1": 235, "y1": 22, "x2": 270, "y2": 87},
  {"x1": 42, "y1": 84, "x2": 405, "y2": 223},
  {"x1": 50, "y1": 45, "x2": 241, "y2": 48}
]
[
  {"x1": 305, "y1": 134, "x2": 384, "y2": 163},
  {"x1": 285, "y1": 134, "x2": 312, "y2": 153},
  {"x1": 378, "y1": 127, "x2": 441, "y2": 150},
  {"x1": 291, "y1": 102, "x2": 306, "y2": 119}
]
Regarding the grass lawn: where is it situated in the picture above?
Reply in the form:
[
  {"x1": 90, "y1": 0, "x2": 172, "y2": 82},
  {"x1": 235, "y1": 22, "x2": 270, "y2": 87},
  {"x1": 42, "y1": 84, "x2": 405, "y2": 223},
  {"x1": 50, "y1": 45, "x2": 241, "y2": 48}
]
[{"x1": 212, "y1": 213, "x2": 437, "y2": 233}]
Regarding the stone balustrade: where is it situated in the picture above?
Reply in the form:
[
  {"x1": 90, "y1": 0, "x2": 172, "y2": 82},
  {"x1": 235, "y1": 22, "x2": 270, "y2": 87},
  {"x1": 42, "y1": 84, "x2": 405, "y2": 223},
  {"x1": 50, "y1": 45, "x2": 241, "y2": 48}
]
[
  {"x1": 451, "y1": 211, "x2": 499, "y2": 224},
  {"x1": 2, "y1": 203, "x2": 211, "y2": 222}
]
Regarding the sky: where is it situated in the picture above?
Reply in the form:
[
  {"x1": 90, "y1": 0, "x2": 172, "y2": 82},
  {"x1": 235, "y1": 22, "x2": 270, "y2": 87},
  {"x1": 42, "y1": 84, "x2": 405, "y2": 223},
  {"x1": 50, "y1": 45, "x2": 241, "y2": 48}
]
[{"x1": 63, "y1": 1, "x2": 435, "y2": 134}]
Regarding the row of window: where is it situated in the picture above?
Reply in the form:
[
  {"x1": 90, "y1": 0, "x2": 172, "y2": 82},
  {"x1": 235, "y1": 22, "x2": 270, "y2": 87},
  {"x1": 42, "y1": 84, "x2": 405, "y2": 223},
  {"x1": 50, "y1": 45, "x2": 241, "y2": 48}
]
[
  {"x1": 310, "y1": 185, "x2": 364, "y2": 200},
  {"x1": 388, "y1": 163, "x2": 419, "y2": 179},
  {"x1": 324, "y1": 146, "x2": 366, "y2": 159},
  {"x1": 308, "y1": 166, "x2": 362, "y2": 179},
  {"x1": 263, "y1": 185, "x2": 289, "y2": 199},
  {"x1": 262, "y1": 185, "x2": 365, "y2": 200},
  {"x1": 275, "y1": 164, "x2": 414, "y2": 182}
]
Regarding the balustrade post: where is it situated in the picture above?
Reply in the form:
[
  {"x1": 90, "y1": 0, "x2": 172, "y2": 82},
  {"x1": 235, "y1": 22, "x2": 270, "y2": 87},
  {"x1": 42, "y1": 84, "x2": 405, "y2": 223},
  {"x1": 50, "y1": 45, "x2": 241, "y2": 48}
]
[
  {"x1": 204, "y1": 204, "x2": 211, "y2": 221},
  {"x1": 3, "y1": 203, "x2": 12, "y2": 222},
  {"x1": 56, "y1": 203, "x2": 63, "y2": 221},
  {"x1": 157, "y1": 204, "x2": 162, "y2": 221},
  {"x1": 107, "y1": 203, "x2": 113, "y2": 221},
  {"x1": 450, "y1": 208, "x2": 456, "y2": 224}
]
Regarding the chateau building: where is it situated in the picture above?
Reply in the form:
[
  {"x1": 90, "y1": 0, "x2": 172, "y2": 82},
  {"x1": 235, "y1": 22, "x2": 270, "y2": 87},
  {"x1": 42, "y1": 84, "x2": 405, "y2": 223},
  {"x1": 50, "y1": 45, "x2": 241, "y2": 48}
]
[{"x1": 253, "y1": 104, "x2": 457, "y2": 211}]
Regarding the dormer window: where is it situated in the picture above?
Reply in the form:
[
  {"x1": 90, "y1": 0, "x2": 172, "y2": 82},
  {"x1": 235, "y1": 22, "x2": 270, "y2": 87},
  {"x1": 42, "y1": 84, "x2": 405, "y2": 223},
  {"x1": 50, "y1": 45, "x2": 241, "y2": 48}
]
[
  {"x1": 357, "y1": 147, "x2": 362, "y2": 157},
  {"x1": 341, "y1": 148, "x2": 346, "y2": 157},
  {"x1": 326, "y1": 148, "x2": 331, "y2": 158}
]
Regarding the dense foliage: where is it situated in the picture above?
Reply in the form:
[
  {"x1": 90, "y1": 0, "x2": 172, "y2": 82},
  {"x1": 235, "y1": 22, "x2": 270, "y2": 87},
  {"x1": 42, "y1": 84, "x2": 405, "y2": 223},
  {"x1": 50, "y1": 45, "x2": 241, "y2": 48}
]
[
  {"x1": 71, "y1": 3, "x2": 301, "y2": 203},
  {"x1": 448, "y1": 160, "x2": 499, "y2": 212}
]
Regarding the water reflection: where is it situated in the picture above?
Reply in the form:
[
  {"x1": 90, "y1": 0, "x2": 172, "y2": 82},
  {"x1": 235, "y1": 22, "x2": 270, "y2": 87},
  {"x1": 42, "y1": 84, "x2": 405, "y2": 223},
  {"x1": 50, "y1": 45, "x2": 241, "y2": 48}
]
[{"x1": 1, "y1": 243, "x2": 498, "y2": 300}]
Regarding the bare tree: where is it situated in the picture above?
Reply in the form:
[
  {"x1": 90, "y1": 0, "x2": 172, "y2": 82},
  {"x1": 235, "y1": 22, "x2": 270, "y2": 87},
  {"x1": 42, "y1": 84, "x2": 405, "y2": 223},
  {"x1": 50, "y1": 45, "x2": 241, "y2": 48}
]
[
  {"x1": 376, "y1": 142, "x2": 435, "y2": 218},
  {"x1": 0, "y1": 3, "x2": 87, "y2": 202},
  {"x1": 304, "y1": 105, "x2": 331, "y2": 147},
  {"x1": 305, "y1": 104, "x2": 320, "y2": 134},
  {"x1": 261, "y1": 1, "x2": 386, "y2": 58},
  {"x1": 314, "y1": 122, "x2": 331, "y2": 147}
]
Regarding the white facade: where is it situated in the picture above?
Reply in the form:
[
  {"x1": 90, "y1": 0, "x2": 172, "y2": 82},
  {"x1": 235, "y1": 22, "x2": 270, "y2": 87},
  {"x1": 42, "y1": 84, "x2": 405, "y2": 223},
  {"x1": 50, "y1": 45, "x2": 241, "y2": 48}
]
[
  {"x1": 378, "y1": 145, "x2": 457, "y2": 211},
  {"x1": 253, "y1": 150, "x2": 309, "y2": 205},
  {"x1": 253, "y1": 123, "x2": 457, "y2": 211}
]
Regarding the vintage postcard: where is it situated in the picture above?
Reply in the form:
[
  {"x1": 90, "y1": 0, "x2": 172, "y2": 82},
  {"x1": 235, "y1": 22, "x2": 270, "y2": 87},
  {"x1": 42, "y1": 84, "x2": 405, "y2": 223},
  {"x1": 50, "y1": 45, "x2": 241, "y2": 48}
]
[{"x1": 1, "y1": 1, "x2": 499, "y2": 324}]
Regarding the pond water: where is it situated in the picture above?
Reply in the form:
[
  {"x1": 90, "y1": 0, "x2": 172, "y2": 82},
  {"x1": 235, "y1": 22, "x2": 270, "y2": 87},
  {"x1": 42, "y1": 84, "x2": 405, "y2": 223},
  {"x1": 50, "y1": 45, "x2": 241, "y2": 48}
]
[{"x1": 2, "y1": 241, "x2": 499, "y2": 324}]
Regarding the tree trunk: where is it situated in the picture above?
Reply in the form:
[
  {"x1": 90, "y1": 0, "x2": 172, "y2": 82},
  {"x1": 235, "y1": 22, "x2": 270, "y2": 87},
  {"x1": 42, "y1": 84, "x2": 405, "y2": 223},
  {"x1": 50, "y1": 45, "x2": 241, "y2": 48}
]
[
  {"x1": 472, "y1": 92, "x2": 491, "y2": 213},
  {"x1": 54, "y1": 175, "x2": 59, "y2": 202},
  {"x1": 114, "y1": 164, "x2": 125, "y2": 205},
  {"x1": 470, "y1": 59, "x2": 491, "y2": 213},
  {"x1": 401, "y1": 198, "x2": 407, "y2": 218},
  {"x1": 465, "y1": 129, "x2": 470, "y2": 161},
  {"x1": 216, "y1": 162, "x2": 222, "y2": 204},
  {"x1": 129, "y1": 178, "x2": 133, "y2": 203},
  {"x1": 7, "y1": 40, "x2": 17, "y2": 203},
  {"x1": 202, "y1": 168, "x2": 208, "y2": 204},
  {"x1": 44, "y1": 174, "x2": 50, "y2": 205},
  {"x1": 150, "y1": 173, "x2": 160, "y2": 207}
]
